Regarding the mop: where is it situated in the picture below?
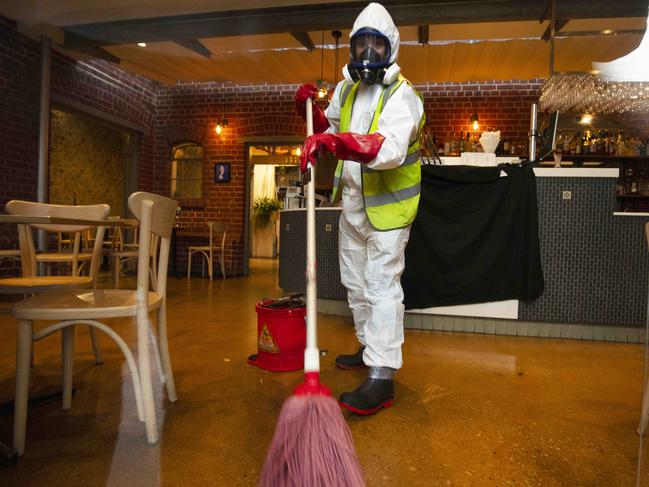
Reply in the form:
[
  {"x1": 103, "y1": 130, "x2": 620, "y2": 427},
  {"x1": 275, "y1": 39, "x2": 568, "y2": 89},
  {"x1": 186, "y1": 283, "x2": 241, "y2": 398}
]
[{"x1": 259, "y1": 99, "x2": 365, "y2": 486}]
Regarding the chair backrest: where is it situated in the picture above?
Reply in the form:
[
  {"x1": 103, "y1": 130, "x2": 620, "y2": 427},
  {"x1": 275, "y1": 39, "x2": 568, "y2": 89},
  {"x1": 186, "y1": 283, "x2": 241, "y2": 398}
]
[
  {"x1": 208, "y1": 221, "x2": 228, "y2": 250},
  {"x1": 5, "y1": 200, "x2": 109, "y2": 279},
  {"x1": 128, "y1": 192, "x2": 177, "y2": 298}
]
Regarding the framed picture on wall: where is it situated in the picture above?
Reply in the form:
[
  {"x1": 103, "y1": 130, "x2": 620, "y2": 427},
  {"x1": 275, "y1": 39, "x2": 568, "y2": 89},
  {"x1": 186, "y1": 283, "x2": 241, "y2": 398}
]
[{"x1": 215, "y1": 162, "x2": 230, "y2": 183}]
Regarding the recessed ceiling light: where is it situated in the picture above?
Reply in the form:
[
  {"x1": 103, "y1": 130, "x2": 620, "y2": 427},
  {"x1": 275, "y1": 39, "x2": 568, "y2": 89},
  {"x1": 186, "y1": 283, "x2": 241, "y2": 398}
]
[
  {"x1": 137, "y1": 42, "x2": 147, "y2": 47},
  {"x1": 602, "y1": 29, "x2": 613, "y2": 35}
]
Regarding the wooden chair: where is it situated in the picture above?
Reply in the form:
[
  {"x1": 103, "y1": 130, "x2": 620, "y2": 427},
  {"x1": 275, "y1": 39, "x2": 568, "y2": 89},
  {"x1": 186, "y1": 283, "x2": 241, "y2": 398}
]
[
  {"x1": 0, "y1": 201, "x2": 109, "y2": 364},
  {"x1": 36, "y1": 227, "x2": 94, "y2": 277},
  {"x1": 187, "y1": 222, "x2": 228, "y2": 280},
  {"x1": 0, "y1": 249, "x2": 21, "y2": 265},
  {"x1": 11, "y1": 192, "x2": 178, "y2": 454},
  {"x1": 110, "y1": 220, "x2": 157, "y2": 290}
]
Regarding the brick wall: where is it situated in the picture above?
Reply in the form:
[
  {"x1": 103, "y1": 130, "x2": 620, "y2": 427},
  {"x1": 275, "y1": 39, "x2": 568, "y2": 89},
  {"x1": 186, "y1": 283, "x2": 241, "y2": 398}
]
[
  {"x1": 155, "y1": 82, "x2": 306, "y2": 276},
  {"x1": 0, "y1": 17, "x2": 40, "y2": 257},
  {"x1": 50, "y1": 55, "x2": 157, "y2": 192},
  {"x1": 418, "y1": 80, "x2": 545, "y2": 147}
]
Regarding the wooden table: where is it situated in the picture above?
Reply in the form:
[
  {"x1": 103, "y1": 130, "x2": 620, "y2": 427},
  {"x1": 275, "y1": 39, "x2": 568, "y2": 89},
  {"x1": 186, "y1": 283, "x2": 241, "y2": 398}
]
[{"x1": 0, "y1": 215, "x2": 134, "y2": 226}]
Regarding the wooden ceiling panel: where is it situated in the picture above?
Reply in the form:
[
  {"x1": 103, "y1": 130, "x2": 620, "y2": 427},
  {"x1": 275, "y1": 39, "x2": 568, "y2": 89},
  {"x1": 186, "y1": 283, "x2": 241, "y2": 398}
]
[
  {"x1": 554, "y1": 35, "x2": 643, "y2": 72},
  {"x1": 563, "y1": 17, "x2": 648, "y2": 32},
  {"x1": 101, "y1": 32, "x2": 646, "y2": 85},
  {"x1": 426, "y1": 21, "x2": 546, "y2": 41}
]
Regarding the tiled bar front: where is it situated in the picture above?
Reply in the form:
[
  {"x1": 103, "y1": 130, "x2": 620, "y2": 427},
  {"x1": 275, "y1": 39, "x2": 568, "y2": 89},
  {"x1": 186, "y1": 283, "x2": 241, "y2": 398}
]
[{"x1": 279, "y1": 168, "x2": 649, "y2": 342}]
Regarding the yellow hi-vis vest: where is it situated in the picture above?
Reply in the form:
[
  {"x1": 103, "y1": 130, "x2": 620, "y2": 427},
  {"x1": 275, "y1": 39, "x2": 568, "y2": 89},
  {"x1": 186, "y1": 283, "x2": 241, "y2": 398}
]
[{"x1": 330, "y1": 75, "x2": 425, "y2": 231}]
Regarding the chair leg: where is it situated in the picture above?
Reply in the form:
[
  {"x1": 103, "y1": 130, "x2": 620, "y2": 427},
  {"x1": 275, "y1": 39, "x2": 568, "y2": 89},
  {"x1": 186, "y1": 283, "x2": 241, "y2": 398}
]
[
  {"x1": 208, "y1": 253, "x2": 213, "y2": 281},
  {"x1": 150, "y1": 258, "x2": 158, "y2": 291},
  {"x1": 61, "y1": 326, "x2": 76, "y2": 410},
  {"x1": 13, "y1": 320, "x2": 33, "y2": 456},
  {"x1": 137, "y1": 313, "x2": 158, "y2": 444},
  {"x1": 187, "y1": 250, "x2": 192, "y2": 280},
  {"x1": 157, "y1": 307, "x2": 177, "y2": 402},
  {"x1": 640, "y1": 379, "x2": 649, "y2": 435},
  {"x1": 114, "y1": 255, "x2": 120, "y2": 289},
  {"x1": 220, "y1": 254, "x2": 226, "y2": 279},
  {"x1": 89, "y1": 326, "x2": 103, "y2": 364}
]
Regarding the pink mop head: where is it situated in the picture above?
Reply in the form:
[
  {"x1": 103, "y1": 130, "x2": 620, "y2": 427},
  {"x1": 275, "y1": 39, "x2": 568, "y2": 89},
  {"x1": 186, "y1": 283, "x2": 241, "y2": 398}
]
[{"x1": 259, "y1": 373, "x2": 365, "y2": 487}]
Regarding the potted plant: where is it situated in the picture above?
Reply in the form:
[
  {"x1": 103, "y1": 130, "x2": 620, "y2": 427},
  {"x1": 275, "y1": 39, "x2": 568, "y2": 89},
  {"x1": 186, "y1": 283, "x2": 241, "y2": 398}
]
[{"x1": 253, "y1": 197, "x2": 282, "y2": 228}]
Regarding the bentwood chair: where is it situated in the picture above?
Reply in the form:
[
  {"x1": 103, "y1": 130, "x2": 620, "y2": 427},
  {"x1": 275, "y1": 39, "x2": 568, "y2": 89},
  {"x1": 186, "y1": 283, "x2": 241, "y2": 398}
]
[
  {"x1": 0, "y1": 201, "x2": 110, "y2": 364},
  {"x1": 37, "y1": 228, "x2": 95, "y2": 277},
  {"x1": 110, "y1": 220, "x2": 158, "y2": 290},
  {"x1": 0, "y1": 249, "x2": 21, "y2": 266},
  {"x1": 11, "y1": 192, "x2": 178, "y2": 454},
  {"x1": 187, "y1": 221, "x2": 228, "y2": 280}
]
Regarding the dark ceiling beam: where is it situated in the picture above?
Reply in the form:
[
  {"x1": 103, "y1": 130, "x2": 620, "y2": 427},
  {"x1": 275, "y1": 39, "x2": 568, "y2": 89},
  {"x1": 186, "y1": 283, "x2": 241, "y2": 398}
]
[
  {"x1": 541, "y1": 19, "x2": 569, "y2": 41},
  {"x1": 417, "y1": 25, "x2": 429, "y2": 45},
  {"x1": 539, "y1": 0, "x2": 552, "y2": 22},
  {"x1": 63, "y1": 0, "x2": 649, "y2": 48},
  {"x1": 175, "y1": 39, "x2": 211, "y2": 58},
  {"x1": 290, "y1": 32, "x2": 316, "y2": 51},
  {"x1": 63, "y1": 31, "x2": 121, "y2": 62}
]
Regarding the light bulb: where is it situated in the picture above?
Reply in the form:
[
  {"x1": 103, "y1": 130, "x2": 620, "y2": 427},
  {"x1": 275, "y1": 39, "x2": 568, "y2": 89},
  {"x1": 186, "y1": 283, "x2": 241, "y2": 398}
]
[
  {"x1": 296, "y1": 147, "x2": 302, "y2": 156},
  {"x1": 579, "y1": 114, "x2": 593, "y2": 125},
  {"x1": 215, "y1": 124, "x2": 222, "y2": 134},
  {"x1": 472, "y1": 120, "x2": 480, "y2": 131},
  {"x1": 137, "y1": 42, "x2": 147, "y2": 47}
]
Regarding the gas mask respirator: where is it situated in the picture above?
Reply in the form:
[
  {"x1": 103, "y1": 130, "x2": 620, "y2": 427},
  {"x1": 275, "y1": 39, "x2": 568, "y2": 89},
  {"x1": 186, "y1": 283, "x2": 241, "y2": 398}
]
[{"x1": 347, "y1": 28, "x2": 392, "y2": 85}]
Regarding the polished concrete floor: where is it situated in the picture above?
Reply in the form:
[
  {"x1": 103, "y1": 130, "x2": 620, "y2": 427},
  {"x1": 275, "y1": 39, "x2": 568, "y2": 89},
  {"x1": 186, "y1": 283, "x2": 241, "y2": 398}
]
[{"x1": 0, "y1": 258, "x2": 647, "y2": 486}]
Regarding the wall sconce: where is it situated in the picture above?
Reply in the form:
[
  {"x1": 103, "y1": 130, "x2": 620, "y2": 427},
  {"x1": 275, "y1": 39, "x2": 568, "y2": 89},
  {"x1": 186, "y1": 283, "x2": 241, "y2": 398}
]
[
  {"x1": 215, "y1": 116, "x2": 229, "y2": 135},
  {"x1": 470, "y1": 112, "x2": 480, "y2": 131}
]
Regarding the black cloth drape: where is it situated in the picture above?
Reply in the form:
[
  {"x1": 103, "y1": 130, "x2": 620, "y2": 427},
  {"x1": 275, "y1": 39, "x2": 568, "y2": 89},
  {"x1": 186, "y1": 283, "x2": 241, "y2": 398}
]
[{"x1": 402, "y1": 163, "x2": 544, "y2": 309}]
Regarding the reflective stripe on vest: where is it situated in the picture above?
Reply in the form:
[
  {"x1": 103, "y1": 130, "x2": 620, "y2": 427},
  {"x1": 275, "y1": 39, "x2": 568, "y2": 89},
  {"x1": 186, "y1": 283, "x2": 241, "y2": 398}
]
[{"x1": 330, "y1": 75, "x2": 425, "y2": 230}]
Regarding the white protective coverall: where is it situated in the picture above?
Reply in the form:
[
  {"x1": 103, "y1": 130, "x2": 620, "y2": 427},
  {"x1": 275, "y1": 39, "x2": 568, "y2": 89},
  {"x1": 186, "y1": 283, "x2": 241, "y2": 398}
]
[{"x1": 324, "y1": 3, "x2": 424, "y2": 370}]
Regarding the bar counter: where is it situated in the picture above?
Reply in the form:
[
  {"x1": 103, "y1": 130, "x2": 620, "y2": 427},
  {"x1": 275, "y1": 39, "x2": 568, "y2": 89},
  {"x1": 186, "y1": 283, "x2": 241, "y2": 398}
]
[{"x1": 279, "y1": 164, "x2": 649, "y2": 342}]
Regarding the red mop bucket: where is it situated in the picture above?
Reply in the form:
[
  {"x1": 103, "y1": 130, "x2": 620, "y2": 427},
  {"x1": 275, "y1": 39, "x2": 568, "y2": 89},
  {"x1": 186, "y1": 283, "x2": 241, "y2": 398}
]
[{"x1": 247, "y1": 296, "x2": 306, "y2": 372}]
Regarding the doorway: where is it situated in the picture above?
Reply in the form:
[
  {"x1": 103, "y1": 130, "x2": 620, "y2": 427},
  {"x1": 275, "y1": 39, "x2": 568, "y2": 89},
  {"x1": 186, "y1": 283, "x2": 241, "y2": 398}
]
[{"x1": 248, "y1": 143, "x2": 302, "y2": 261}]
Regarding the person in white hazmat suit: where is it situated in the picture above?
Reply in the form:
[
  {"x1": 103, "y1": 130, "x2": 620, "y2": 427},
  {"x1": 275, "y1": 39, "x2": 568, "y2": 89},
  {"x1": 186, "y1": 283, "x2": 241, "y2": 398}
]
[{"x1": 295, "y1": 2, "x2": 425, "y2": 414}]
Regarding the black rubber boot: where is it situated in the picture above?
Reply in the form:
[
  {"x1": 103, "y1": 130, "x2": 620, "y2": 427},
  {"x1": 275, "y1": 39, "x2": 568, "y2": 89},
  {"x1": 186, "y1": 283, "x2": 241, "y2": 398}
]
[
  {"x1": 338, "y1": 378, "x2": 394, "y2": 415},
  {"x1": 335, "y1": 346, "x2": 366, "y2": 370}
]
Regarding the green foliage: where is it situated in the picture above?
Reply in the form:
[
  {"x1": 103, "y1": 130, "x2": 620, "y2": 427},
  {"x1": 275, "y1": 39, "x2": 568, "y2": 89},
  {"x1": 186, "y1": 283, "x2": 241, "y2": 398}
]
[{"x1": 253, "y1": 197, "x2": 282, "y2": 228}]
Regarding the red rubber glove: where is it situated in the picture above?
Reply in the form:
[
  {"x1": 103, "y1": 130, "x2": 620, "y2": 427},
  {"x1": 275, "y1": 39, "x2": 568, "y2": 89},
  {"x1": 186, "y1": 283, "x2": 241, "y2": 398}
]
[
  {"x1": 300, "y1": 132, "x2": 385, "y2": 172},
  {"x1": 294, "y1": 84, "x2": 330, "y2": 134}
]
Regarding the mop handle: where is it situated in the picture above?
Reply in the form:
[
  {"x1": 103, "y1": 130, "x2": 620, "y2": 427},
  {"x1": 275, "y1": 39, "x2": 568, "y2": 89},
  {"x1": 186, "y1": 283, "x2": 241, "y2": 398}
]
[{"x1": 304, "y1": 98, "x2": 320, "y2": 373}]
